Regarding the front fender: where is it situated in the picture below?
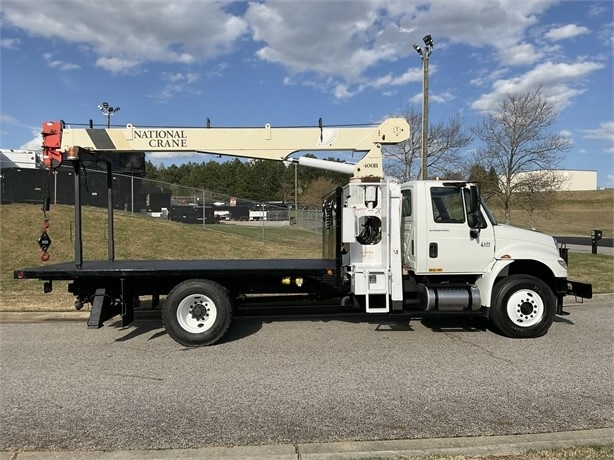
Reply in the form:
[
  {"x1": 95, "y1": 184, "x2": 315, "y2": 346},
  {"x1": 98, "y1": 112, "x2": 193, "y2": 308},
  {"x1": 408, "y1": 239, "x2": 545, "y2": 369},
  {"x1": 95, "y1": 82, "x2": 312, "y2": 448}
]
[
  {"x1": 495, "y1": 243, "x2": 566, "y2": 278},
  {"x1": 475, "y1": 253, "x2": 566, "y2": 308},
  {"x1": 475, "y1": 259, "x2": 513, "y2": 308}
]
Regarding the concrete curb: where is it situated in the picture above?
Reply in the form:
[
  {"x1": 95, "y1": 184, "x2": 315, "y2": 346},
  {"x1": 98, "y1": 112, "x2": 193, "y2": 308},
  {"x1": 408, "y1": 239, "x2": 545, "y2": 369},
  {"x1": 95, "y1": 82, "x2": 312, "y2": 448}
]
[
  {"x1": 1, "y1": 293, "x2": 612, "y2": 323},
  {"x1": 1, "y1": 427, "x2": 612, "y2": 459}
]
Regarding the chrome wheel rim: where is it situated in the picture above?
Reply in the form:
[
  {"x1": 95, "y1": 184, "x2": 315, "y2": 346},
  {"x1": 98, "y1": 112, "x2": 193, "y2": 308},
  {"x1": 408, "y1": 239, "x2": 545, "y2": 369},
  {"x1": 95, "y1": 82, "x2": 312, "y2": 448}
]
[
  {"x1": 176, "y1": 294, "x2": 217, "y2": 333},
  {"x1": 506, "y1": 289, "x2": 544, "y2": 327}
]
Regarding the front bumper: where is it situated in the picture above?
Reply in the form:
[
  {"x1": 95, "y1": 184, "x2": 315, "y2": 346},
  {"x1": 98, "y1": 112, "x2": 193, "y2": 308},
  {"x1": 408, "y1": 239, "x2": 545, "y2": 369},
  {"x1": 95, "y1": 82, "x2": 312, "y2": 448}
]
[
  {"x1": 567, "y1": 279, "x2": 593, "y2": 299},
  {"x1": 554, "y1": 278, "x2": 592, "y2": 315}
]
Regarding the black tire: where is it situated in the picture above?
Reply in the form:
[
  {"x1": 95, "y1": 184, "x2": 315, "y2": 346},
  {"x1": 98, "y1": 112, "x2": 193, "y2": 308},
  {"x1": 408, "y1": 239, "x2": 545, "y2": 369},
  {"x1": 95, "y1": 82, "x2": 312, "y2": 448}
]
[
  {"x1": 162, "y1": 279, "x2": 232, "y2": 347},
  {"x1": 490, "y1": 274, "x2": 556, "y2": 338}
]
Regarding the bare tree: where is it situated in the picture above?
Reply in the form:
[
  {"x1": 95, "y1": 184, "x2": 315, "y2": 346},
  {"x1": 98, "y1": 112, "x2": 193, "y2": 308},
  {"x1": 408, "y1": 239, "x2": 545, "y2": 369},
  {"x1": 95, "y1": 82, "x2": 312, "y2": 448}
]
[
  {"x1": 299, "y1": 177, "x2": 338, "y2": 208},
  {"x1": 428, "y1": 115, "x2": 473, "y2": 179},
  {"x1": 384, "y1": 107, "x2": 472, "y2": 181},
  {"x1": 468, "y1": 164, "x2": 500, "y2": 200},
  {"x1": 472, "y1": 86, "x2": 571, "y2": 224},
  {"x1": 514, "y1": 170, "x2": 565, "y2": 230}
]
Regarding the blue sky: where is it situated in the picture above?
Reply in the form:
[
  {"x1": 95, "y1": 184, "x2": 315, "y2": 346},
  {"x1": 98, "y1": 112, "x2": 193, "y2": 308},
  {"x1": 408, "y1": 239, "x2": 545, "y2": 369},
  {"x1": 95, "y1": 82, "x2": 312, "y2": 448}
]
[{"x1": 1, "y1": 0, "x2": 612, "y2": 186}]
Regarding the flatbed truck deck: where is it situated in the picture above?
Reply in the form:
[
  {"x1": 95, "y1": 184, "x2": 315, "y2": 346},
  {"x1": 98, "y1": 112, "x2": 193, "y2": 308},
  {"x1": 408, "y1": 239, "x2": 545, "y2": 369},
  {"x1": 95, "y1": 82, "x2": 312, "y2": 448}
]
[
  {"x1": 16, "y1": 257, "x2": 343, "y2": 338},
  {"x1": 16, "y1": 258, "x2": 339, "y2": 283}
]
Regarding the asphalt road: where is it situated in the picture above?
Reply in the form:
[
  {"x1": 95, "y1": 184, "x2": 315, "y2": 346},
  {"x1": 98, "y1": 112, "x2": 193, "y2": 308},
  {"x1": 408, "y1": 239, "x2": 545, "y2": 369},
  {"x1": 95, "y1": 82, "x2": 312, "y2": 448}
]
[
  {"x1": 1, "y1": 298, "x2": 612, "y2": 453},
  {"x1": 556, "y1": 236, "x2": 613, "y2": 255}
]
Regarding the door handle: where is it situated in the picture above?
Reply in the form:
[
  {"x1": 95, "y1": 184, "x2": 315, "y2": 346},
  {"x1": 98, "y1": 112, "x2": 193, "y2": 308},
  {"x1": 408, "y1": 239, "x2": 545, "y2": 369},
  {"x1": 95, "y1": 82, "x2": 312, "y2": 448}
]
[{"x1": 429, "y1": 242, "x2": 438, "y2": 258}]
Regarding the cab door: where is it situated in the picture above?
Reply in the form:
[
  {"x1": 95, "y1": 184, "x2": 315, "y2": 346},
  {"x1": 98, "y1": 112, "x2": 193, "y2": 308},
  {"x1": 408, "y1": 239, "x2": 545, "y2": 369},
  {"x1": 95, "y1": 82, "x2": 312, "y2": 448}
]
[
  {"x1": 425, "y1": 186, "x2": 494, "y2": 274},
  {"x1": 400, "y1": 187, "x2": 416, "y2": 269}
]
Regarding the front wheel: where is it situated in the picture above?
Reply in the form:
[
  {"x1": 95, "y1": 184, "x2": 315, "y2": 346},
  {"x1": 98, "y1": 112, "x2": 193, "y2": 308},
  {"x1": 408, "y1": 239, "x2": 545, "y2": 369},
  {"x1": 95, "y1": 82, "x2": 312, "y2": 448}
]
[
  {"x1": 162, "y1": 279, "x2": 232, "y2": 347},
  {"x1": 490, "y1": 275, "x2": 556, "y2": 338}
]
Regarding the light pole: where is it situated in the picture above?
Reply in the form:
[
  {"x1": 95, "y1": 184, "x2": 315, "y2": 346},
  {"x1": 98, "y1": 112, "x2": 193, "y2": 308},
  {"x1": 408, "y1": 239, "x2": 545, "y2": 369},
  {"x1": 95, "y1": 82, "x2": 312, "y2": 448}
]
[
  {"x1": 98, "y1": 101, "x2": 120, "y2": 128},
  {"x1": 413, "y1": 34, "x2": 433, "y2": 180},
  {"x1": 294, "y1": 162, "x2": 298, "y2": 226}
]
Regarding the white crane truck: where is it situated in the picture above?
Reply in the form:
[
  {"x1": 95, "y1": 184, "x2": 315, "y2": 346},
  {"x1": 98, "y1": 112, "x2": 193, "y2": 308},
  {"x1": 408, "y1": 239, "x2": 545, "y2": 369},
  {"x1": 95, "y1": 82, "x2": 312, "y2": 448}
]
[{"x1": 14, "y1": 118, "x2": 592, "y2": 346}]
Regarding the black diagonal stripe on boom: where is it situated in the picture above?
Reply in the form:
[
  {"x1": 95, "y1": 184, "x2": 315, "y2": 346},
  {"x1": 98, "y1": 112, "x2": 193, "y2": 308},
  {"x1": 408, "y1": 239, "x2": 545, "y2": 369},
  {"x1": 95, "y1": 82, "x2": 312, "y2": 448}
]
[{"x1": 85, "y1": 129, "x2": 116, "y2": 150}]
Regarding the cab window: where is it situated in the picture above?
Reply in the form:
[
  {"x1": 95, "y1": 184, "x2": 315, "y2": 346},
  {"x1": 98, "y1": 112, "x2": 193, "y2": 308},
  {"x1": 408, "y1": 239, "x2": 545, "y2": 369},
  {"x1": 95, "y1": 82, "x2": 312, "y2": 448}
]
[
  {"x1": 401, "y1": 190, "x2": 412, "y2": 217},
  {"x1": 431, "y1": 187, "x2": 465, "y2": 223}
]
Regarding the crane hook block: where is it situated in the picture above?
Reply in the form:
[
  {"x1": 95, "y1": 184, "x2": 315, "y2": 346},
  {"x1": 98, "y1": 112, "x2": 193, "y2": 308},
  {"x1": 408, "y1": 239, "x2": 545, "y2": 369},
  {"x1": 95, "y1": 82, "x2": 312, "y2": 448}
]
[{"x1": 38, "y1": 230, "x2": 52, "y2": 261}]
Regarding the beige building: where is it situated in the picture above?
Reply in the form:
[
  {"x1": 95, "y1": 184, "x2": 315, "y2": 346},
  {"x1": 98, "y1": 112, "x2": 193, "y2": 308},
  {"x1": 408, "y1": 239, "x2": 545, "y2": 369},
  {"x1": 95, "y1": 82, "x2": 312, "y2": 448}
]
[{"x1": 507, "y1": 170, "x2": 597, "y2": 191}]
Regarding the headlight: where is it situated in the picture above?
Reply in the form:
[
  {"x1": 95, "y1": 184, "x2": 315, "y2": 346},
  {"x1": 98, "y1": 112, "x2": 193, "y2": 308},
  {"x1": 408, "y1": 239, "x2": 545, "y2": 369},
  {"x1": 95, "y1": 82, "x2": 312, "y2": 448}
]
[{"x1": 558, "y1": 259, "x2": 567, "y2": 270}]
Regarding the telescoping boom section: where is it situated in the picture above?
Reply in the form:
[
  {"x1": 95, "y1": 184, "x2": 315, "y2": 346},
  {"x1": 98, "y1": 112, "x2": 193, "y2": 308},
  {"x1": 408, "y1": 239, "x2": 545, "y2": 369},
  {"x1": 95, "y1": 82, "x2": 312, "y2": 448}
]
[{"x1": 41, "y1": 118, "x2": 410, "y2": 179}]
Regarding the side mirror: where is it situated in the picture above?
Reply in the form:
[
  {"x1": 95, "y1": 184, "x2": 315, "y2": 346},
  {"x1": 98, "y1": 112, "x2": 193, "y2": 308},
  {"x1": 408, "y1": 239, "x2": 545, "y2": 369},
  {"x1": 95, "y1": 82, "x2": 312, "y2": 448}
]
[
  {"x1": 467, "y1": 185, "x2": 481, "y2": 236},
  {"x1": 468, "y1": 185, "x2": 479, "y2": 214},
  {"x1": 468, "y1": 213, "x2": 481, "y2": 239}
]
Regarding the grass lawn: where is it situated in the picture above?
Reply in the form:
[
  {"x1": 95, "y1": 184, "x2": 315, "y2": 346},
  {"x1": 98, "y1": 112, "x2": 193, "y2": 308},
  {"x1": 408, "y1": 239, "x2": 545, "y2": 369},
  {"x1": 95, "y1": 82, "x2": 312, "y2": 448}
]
[{"x1": 1, "y1": 189, "x2": 612, "y2": 312}]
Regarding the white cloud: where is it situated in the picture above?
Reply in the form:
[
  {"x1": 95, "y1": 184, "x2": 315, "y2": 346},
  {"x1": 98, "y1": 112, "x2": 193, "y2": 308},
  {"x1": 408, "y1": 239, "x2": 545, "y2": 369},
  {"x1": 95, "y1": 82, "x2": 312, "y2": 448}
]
[
  {"x1": 410, "y1": 90, "x2": 455, "y2": 105},
  {"x1": 580, "y1": 121, "x2": 614, "y2": 143},
  {"x1": 544, "y1": 24, "x2": 590, "y2": 41},
  {"x1": 162, "y1": 72, "x2": 200, "y2": 84},
  {"x1": 19, "y1": 134, "x2": 43, "y2": 151},
  {"x1": 0, "y1": 0, "x2": 603, "y2": 101},
  {"x1": 150, "y1": 71, "x2": 203, "y2": 102},
  {"x1": 205, "y1": 63, "x2": 228, "y2": 78},
  {"x1": 588, "y1": 4, "x2": 609, "y2": 17},
  {"x1": 1, "y1": 38, "x2": 20, "y2": 49},
  {"x1": 2, "y1": 0, "x2": 249, "y2": 74},
  {"x1": 471, "y1": 60, "x2": 604, "y2": 112},
  {"x1": 43, "y1": 52, "x2": 80, "y2": 71},
  {"x1": 95, "y1": 57, "x2": 139, "y2": 74},
  {"x1": 334, "y1": 84, "x2": 356, "y2": 100},
  {"x1": 0, "y1": 114, "x2": 19, "y2": 125},
  {"x1": 498, "y1": 43, "x2": 543, "y2": 66},
  {"x1": 243, "y1": 0, "x2": 565, "y2": 97},
  {"x1": 470, "y1": 68, "x2": 509, "y2": 87},
  {"x1": 1, "y1": 116, "x2": 39, "y2": 145},
  {"x1": 245, "y1": 1, "x2": 405, "y2": 83},
  {"x1": 370, "y1": 67, "x2": 424, "y2": 89}
]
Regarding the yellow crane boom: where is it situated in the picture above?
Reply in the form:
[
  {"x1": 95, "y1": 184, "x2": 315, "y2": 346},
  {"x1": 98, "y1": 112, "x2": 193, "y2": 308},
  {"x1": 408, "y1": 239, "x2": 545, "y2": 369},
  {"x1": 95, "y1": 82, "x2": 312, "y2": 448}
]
[{"x1": 42, "y1": 118, "x2": 409, "y2": 179}]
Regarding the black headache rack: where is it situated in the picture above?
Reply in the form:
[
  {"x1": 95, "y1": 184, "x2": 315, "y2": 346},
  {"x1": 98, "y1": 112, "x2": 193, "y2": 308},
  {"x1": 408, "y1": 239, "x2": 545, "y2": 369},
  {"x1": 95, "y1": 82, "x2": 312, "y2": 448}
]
[{"x1": 14, "y1": 149, "x2": 346, "y2": 329}]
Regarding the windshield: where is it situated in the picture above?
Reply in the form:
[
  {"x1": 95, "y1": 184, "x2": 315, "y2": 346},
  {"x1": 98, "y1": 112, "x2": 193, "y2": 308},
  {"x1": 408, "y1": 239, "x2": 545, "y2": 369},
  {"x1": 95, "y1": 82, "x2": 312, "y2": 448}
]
[{"x1": 480, "y1": 198, "x2": 497, "y2": 226}]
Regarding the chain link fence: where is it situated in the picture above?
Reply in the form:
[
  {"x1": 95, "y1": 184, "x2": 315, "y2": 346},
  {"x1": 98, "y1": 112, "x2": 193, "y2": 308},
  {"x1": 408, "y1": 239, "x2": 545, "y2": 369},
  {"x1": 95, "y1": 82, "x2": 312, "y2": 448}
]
[{"x1": 1, "y1": 165, "x2": 323, "y2": 251}]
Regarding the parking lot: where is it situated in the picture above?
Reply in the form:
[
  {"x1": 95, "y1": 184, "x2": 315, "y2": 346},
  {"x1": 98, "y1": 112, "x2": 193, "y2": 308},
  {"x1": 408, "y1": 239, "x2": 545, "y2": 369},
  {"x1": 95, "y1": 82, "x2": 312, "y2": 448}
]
[{"x1": 1, "y1": 296, "x2": 612, "y2": 454}]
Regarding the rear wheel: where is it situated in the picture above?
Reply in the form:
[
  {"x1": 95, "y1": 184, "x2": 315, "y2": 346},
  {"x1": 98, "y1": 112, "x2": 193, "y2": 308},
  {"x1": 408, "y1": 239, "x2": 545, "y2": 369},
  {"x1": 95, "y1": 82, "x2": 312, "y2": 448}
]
[
  {"x1": 162, "y1": 279, "x2": 232, "y2": 347},
  {"x1": 490, "y1": 275, "x2": 556, "y2": 338}
]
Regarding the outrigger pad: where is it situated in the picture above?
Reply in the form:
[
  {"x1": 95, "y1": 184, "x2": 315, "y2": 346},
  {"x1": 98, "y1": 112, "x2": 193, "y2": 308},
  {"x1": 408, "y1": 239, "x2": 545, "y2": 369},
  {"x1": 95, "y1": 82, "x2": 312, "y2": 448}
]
[
  {"x1": 87, "y1": 288, "x2": 120, "y2": 329},
  {"x1": 568, "y1": 280, "x2": 592, "y2": 300}
]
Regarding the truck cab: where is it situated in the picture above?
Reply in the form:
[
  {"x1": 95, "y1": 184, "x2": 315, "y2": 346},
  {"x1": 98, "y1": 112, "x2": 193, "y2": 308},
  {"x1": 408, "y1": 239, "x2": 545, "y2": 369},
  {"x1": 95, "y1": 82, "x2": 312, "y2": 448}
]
[{"x1": 335, "y1": 179, "x2": 590, "y2": 339}]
